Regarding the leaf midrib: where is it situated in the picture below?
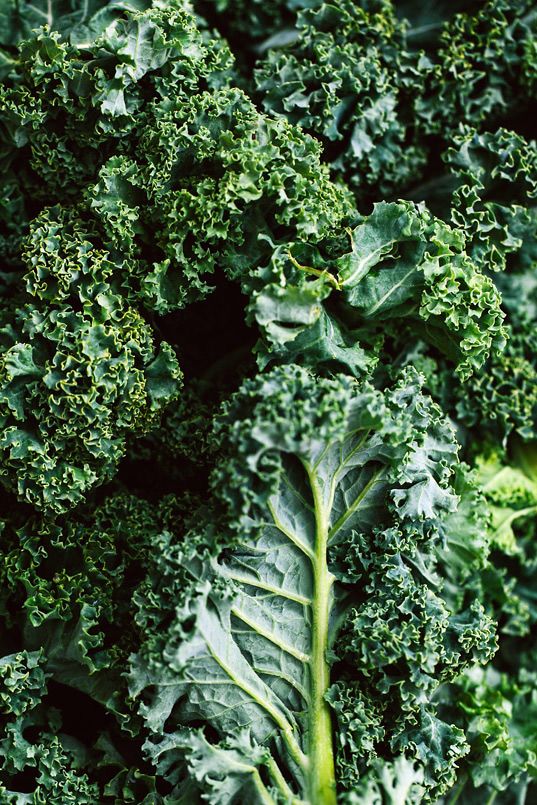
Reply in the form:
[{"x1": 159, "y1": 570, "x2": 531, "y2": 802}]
[{"x1": 303, "y1": 459, "x2": 337, "y2": 805}]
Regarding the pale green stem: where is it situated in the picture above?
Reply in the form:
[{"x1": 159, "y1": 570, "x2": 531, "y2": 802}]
[
  {"x1": 252, "y1": 768, "x2": 278, "y2": 805},
  {"x1": 303, "y1": 462, "x2": 337, "y2": 805},
  {"x1": 266, "y1": 756, "x2": 302, "y2": 804},
  {"x1": 287, "y1": 252, "x2": 341, "y2": 290}
]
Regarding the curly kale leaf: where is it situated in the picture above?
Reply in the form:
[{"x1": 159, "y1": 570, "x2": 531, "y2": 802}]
[
  {"x1": 437, "y1": 443, "x2": 537, "y2": 643},
  {"x1": 249, "y1": 200, "x2": 506, "y2": 380},
  {"x1": 0, "y1": 649, "x2": 48, "y2": 718},
  {"x1": 475, "y1": 443, "x2": 537, "y2": 561},
  {"x1": 452, "y1": 323, "x2": 537, "y2": 443},
  {"x1": 0, "y1": 494, "x2": 168, "y2": 718},
  {"x1": 417, "y1": 0, "x2": 536, "y2": 135},
  {"x1": 0, "y1": 0, "x2": 233, "y2": 208},
  {"x1": 402, "y1": 293, "x2": 537, "y2": 447},
  {"x1": 130, "y1": 365, "x2": 495, "y2": 803},
  {"x1": 437, "y1": 462, "x2": 492, "y2": 585},
  {"x1": 255, "y1": 0, "x2": 431, "y2": 200},
  {"x1": 0, "y1": 0, "x2": 534, "y2": 801},
  {"x1": 437, "y1": 665, "x2": 537, "y2": 803},
  {"x1": 0, "y1": 224, "x2": 182, "y2": 511},
  {"x1": 445, "y1": 127, "x2": 537, "y2": 273},
  {"x1": 0, "y1": 0, "x2": 109, "y2": 47},
  {"x1": 0, "y1": 494, "x2": 186, "y2": 802},
  {"x1": 439, "y1": 128, "x2": 537, "y2": 442},
  {"x1": 0, "y1": 647, "x2": 101, "y2": 803},
  {"x1": 0, "y1": 649, "x2": 166, "y2": 803},
  {"x1": 439, "y1": 444, "x2": 537, "y2": 802},
  {"x1": 88, "y1": 86, "x2": 354, "y2": 312},
  {"x1": 338, "y1": 755, "x2": 425, "y2": 804}
]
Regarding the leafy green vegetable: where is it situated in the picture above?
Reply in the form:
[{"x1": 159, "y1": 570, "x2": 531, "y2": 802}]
[
  {"x1": 445, "y1": 127, "x2": 537, "y2": 272},
  {"x1": 0, "y1": 0, "x2": 107, "y2": 47},
  {"x1": 1, "y1": 0, "x2": 536, "y2": 800},
  {"x1": 89, "y1": 86, "x2": 354, "y2": 312},
  {"x1": 131, "y1": 365, "x2": 496, "y2": 803},
  {"x1": 0, "y1": 492, "x2": 185, "y2": 802},
  {"x1": 255, "y1": 0, "x2": 431, "y2": 200},
  {"x1": 418, "y1": 0, "x2": 536, "y2": 136},
  {"x1": 0, "y1": 272, "x2": 182, "y2": 511},
  {"x1": 249, "y1": 200, "x2": 506, "y2": 380},
  {"x1": 437, "y1": 664, "x2": 537, "y2": 803}
]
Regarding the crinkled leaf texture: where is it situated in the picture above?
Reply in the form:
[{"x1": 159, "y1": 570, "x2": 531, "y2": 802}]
[
  {"x1": 339, "y1": 755, "x2": 425, "y2": 804},
  {"x1": 254, "y1": 0, "x2": 431, "y2": 200},
  {"x1": 0, "y1": 493, "x2": 185, "y2": 803},
  {"x1": 445, "y1": 127, "x2": 537, "y2": 273},
  {"x1": 250, "y1": 200, "x2": 506, "y2": 380},
  {"x1": 0, "y1": 207, "x2": 183, "y2": 512},
  {"x1": 418, "y1": 0, "x2": 536, "y2": 136},
  {"x1": 88, "y1": 86, "x2": 354, "y2": 312},
  {"x1": 438, "y1": 664, "x2": 537, "y2": 802},
  {"x1": 130, "y1": 364, "x2": 493, "y2": 803},
  {"x1": 475, "y1": 443, "x2": 537, "y2": 557},
  {"x1": 0, "y1": 648, "x2": 101, "y2": 803}
]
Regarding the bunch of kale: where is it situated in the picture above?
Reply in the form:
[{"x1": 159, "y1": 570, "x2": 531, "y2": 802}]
[{"x1": 0, "y1": 0, "x2": 535, "y2": 802}]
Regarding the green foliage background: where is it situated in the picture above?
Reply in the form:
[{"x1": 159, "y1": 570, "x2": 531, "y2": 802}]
[{"x1": 0, "y1": 0, "x2": 536, "y2": 802}]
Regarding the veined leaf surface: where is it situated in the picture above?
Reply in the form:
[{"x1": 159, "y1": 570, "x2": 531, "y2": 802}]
[{"x1": 131, "y1": 365, "x2": 472, "y2": 804}]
